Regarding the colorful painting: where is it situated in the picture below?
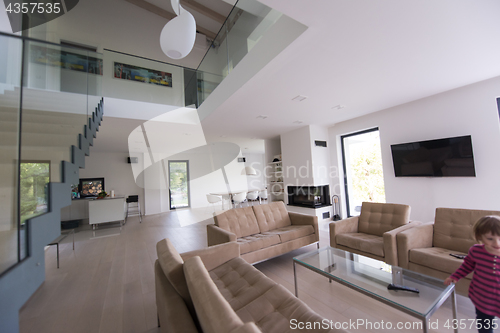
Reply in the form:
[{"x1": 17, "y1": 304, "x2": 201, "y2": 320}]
[
  {"x1": 30, "y1": 44, "x2": 103, "y2": 75},
  {"x1": 114, "y1": 62, "x2": 172, "y2": 87}
]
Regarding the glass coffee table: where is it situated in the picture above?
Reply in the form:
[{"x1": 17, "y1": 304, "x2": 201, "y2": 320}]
[{"x1": 293, "y1": 247, "x2": 457, "y2": 333}]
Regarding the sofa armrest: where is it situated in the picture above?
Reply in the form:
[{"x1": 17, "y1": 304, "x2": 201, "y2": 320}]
[
  {"x1": 289, "y1": 212, "x2": 319, "y2": 241},
  {"x1": 207, "y1": 224, "x2": 237, "y2": 246},
  {"x1": 329, "y1": 216, "x2": 359, "y2": 247},
  {"x1": 382, "y1": 221, "x2": 422, "y2": 266},
  {"x1": 396, "y1": 222, "x2": 434, "y2": 269},
  {"x1": 180, "y1": 242, "x2": 240, "y2": 271}
]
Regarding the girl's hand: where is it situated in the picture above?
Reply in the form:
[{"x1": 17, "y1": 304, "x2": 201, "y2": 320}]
[{"x1": 444, "y1": 277, "x2": 457, "y2": 286}]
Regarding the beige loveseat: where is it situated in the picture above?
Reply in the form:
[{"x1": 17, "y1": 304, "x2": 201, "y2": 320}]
[
  {"x1": 397, "y1": 207, "x2": 500, "y2": 295},
  {"x1": 155, "y1": 238, "x2": 349, "y2": 333},
  {"x1": 207, "y1": 201, "x2": 319, "y2": 264},
  {"x1": 329, "y1": 202, "x2": 413, "y2": 266}
]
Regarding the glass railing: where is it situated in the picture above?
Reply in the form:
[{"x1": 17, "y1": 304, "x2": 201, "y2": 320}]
[
  {"x1": 194, "y1": 0, "x2": 282, "y2": 106},
  {"x1": 0, "y1": 32, "x2": 102, "y2": 276},
  {"x1": 0, "y1": 33, "x2": 22, "y2": 274}
]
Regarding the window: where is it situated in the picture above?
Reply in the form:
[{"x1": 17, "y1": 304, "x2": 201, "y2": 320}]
[
  {"x1": 341, "y1": 128, "x2": 385, "y2": 217},
  {"x1": 168, "y1": 161, "x2": 190, "y2": 209},
  {"x1": 20, "y1": 161, "x2": 50, "y2": 223}
]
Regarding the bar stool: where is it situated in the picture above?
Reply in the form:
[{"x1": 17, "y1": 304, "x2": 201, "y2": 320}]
[{"x1": 126, "y1": 195, "x2": 142, "y2": 223}]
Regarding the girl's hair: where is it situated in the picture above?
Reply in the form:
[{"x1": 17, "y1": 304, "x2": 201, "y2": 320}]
[{"x1": 473, "y1": 215, "x2": 500, "y2": 241}]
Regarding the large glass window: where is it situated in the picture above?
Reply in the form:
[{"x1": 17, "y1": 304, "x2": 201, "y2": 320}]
[{"x1": 341, "y1": 128, "x2": 385, "y2": 217}]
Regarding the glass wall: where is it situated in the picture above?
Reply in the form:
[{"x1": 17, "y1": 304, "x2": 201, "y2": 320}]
[
  {"x1": 0, "y1": 32, "x2": 102, "y2": 276},
  {"x1": 195, "y1": 0, "x2": 282, "y2": 106},
  {"x1": 0, "y1": 34, "x2": 23, "y2": 274}
]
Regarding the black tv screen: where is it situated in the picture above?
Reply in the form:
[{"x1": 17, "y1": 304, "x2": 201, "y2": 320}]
[{"x1": 391, "y1": 135, "x2": 475, "y2": 177}]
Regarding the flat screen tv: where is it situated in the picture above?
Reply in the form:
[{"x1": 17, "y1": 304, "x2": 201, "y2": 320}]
[
  {"x1": 390, "y1": 135, "x2": 475, "y2": 177},
  {"x1": 79, "y1": 177, "x2": 105, "y2": 197}
]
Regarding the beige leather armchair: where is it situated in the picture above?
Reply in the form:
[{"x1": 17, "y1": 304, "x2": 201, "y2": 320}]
[
  {"x1": 329, "y1": 202, "x2": 413, "y2": 266},
  {"x1": 397, "y1": 207, "x2": 500, "y2": 295}
]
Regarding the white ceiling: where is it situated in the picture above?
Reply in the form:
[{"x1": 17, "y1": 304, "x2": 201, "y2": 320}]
[{"x1": 201, "y1": 0, "x2": 500, "y2": 140}]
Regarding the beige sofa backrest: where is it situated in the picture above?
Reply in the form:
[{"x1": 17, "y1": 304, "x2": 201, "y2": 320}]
[
  {"x1": 433, "y1": 207, "x2": 500, "y2": 253},
  {"x1": 184, "y1": 256, "x2": 254, "y2": 333},
  {"x1": 156, "y1": 239, "x2": 193, "y2": 309},
  {"x1": 252, "y1": 201, "x2": 291, "y2": 232},
  {"x1": 214, "y1": 206, "x2": 260, "y2": 238},
  {"x1": 358, "y1": 202, "x2": 410, "y2": 237},
  {"x1": 154, "y1": 261, "x2": 199, "y2": 333}
]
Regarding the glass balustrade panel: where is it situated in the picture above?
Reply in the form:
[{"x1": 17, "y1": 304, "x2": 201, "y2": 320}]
[
  {"x1": 0, "y1": 34, "x2": 23, "y2": 274},
  {"x1": 195, "y1": 0, "x2": 281, "y2": 106}
]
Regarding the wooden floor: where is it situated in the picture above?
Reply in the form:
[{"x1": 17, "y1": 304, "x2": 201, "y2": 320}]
[{"x1": 19, "y1": 209, "x2": 484, "y2": 333}]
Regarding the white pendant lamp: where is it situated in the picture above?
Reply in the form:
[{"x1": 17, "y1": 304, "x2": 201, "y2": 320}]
[
  {"x1": 160, "y1": 0, "x2": 196, "y2": 59},
  {"x1": 242, "y1": 166, "x2": 257, "y2": 175}
]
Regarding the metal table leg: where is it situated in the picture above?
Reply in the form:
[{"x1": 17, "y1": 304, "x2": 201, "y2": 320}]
[
  {"x1": 293, "y1": 261, "x2": 298, "y2": 297},
  {"x1": 451, "y1": 289, "x2": 458, "y2": 333}
]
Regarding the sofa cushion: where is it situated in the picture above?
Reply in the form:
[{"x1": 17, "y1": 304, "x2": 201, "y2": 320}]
[
  {"x1": 409, "y1": 247, "x2": 472, "y2": 279},
  {"x1": 358, "y1": 202, "x2": 410, "y2": 237},
  {"x1": 209, "y1": 257, "x2": 276, "y2": 311},
  {"x1": 236, "y1": 284, "x2": 330, "y2": 333},
  {"x1": 184, "y1": 256, "x2": 246, "y2": 333},
  {"x1": 215, "y1": 207, "x2": 261, "y2": 238},
  {"x1": 156, "y1": 239, "x2": 193, "y2": 307},
  {"x1": 252, "y1": 202, "x2": 292, "y2": 232},
  {"x1": 237, "y1": 234, "x2": 281, "y2": 255},
  {"x1": 336, "y1": 233, "x2": 385, "y2": 257},
  {"x1": 433, "y1": 208, "x2": 500, "y2": 253},
  {"x1": 262, "y1": 225, "x2": 314, "y2": 243}
]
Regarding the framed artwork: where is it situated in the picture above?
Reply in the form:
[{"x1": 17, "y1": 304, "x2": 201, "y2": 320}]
[
  {"x1": 29, "y1": 44, "x2": 103, "y2": 75},
  {"x1": 79, "y1": 178, "x2": 105, "y2": 197},
  {"x1": 114, "y1": 62, "x2": 172, "y2": 87}
]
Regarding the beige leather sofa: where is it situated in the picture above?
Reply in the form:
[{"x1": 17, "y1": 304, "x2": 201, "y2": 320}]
[
  {"x1": 155, "y1": 238, "x2": 349, "y2": 333},
  {"x1": 329, "y1": 202, "x2": 413, "y2": 266},
  {"x1": 207, "y1": 201, "x2": 319, "y2": 264},
  {"x1": 397, "y1": 207, "x2": 500, "y2": 295}
]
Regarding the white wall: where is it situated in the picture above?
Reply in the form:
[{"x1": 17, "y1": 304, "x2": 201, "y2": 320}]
[
  {"x1": 102, "y1": 51, "x2": 185, "y2": 106},
  {"x1": 281, "y1": 126, "x2": 314, "y2": 188},
  {"x1": 79, "y1": 152, "x2": 145, "y2": 214},
  {"x1": 309, "y1": 125, "x2": 331, "y2": 186},
  {"x1": 329, "y1": 76, "x2": 500, "y2": 222}
]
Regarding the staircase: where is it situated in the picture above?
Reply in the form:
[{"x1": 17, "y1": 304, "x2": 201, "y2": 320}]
[{"x1": 0, "y1": 86, "x2": 104, "y2": 332}]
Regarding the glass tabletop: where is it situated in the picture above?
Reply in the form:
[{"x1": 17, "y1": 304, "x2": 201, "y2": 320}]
[{"x1": 293, "y1": 247, "x2": 454, "y2": 317}]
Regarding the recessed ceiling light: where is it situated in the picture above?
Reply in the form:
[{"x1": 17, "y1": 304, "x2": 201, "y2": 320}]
[
  {"x1": 292, "y1": 95, "x2": 307, "y2": 102},
  {"x1": 220, "y1": 135, "x2": 227, "y2": 138},
  {"x1": 256, "y1": 115, "x2": 268, "y2": 119},
  {"x1": 332, "y1": 105, "x2": 346, "y2": 110},
  {"x1": 293, "y1": 120, "x2": 303, "y2": 124}
]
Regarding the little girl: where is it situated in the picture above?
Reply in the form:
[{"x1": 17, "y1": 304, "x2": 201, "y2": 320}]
[{"x1": 444, "y1": 215, "x2": 500, "y2": 333}]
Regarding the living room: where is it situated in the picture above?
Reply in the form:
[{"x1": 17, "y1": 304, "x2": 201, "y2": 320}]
[{"x1": 2, "y1": 0, "x2": 500, "y2": 332}]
